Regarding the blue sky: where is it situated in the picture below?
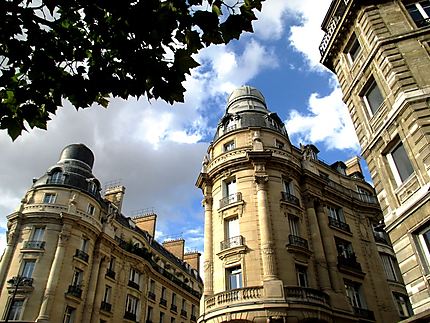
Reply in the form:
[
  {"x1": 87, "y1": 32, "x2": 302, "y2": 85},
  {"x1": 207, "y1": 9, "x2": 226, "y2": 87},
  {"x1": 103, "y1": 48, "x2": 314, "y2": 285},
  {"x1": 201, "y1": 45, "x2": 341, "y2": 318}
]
[{"x1": 0, "y1": 0, "x2": 364, "y2": 256}]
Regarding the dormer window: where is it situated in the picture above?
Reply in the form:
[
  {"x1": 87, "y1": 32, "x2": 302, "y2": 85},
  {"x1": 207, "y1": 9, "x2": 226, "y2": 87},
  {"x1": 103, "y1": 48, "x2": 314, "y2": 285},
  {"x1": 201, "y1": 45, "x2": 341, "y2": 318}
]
[
  {"x1": 224, "y1": 140, "x2": 235, "y2": 152},
  {"x1": 48, "y1": 171, "x2": 64, "y2": 184},
  {"x1": 88, "y1": 181, "x2": 98, "y2": 194}
]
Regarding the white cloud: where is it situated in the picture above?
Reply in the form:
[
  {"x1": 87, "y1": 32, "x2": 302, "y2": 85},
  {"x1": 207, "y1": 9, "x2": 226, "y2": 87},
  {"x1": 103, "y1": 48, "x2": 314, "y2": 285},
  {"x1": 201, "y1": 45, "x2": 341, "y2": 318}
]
[{"x1": 285, "y1": 83, "x2": 360, "y2": 151}]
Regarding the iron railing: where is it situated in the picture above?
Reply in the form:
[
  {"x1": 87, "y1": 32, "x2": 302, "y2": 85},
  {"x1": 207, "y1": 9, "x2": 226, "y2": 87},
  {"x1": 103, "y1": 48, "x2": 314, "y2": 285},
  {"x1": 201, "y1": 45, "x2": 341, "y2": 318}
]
[
  {"x1": 219, "y1": 192, "x2": 242, "y2": 208},
  {"x1": 181, "y1": 310, "x2": 187, "y2": 317},
  {"x1": 67, "y1": 285, "x2": 82, "y2": 298},
  {"x1": 100, "y1": 301, "x2": 112, "y2": 312},
  {"x1": 148, "y1": 291, "x2": 156, "y2": 301},
  {"x1": 288, "y1": 234, "x2": 308, "y2": 249},
  {"x1": 7, "y1": 276, "x2": 33, "y2": 287},
  {"x1": 106, "y1": 268, "x2": 116, "y2": 279},
  {"x1": 124, "y1": 311, "x2": 137, "y2": 321},
  {"x1": 284, "y1": 286, "x2": 330, "y2": 306},
  {"x1": 328, "y1": 217, "x2": 351, "y2": 232},
  {"x1": 353, "y1": 307, "x2": 375, "y2": 320},
  {"x1": 74, "y1": 249, "x2": 89, "y2": 262},
  {"x1": 281, "y1": 192, "x2": 300, "y2": 206},
  {"x1": 220, "y1": 235, "x2": 244, "y2": 250},
  {"x1": 23, "y1": 240, "x2": 45, "y2": 250},
  {"x1": 191, "y1": 314, "x2": 197, "y2": 322},
  {"x1": 128, "y1": 280, "x2": 140, "y2": 290},
  {"x1": 170, "y1": 304, "x2": 177, "y2": 312},
  {"x1": 160, "y1": 298, "x2": 167, "y2": 306},
  {"x1": 338, "y1": 254, "x2": 362, "y2": 271}
]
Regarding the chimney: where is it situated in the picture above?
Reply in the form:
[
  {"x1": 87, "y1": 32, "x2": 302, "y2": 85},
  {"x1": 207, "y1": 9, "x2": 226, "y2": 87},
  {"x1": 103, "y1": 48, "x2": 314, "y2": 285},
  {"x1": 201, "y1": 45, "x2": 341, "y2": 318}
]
[
  {"x1": 345, "y1": 156, "x2": 363, "y2": 176},
  {"x1": 133, "y1": 213, "x2": 157, "y2": 237},
  {"x1": 163, "y1": 239, "x2": 185, "y2": 260},
  {"x1": 104, "y1": 185, "x2": 126, "y2": 213},
  {"x1": 184, "y1": 251, "x2": 201, "y2": 272}
]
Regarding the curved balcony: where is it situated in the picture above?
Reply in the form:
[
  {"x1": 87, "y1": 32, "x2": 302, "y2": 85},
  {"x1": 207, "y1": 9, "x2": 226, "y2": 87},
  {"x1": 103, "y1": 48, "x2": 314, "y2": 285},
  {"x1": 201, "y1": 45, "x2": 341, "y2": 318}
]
[
  {"x1": 22, "y1": 240, "x2": 45, "y2": 250},
  {"x1": 205, "y1": 286, "x2": 263, "y2": 311},
  {"x1": 220, "y1": 236, "x2": 244, "y2": 251},
  {"x1": 219, "y1": 193, "x2": 242, "y2": 209},
  {"x1": 328, "y1": 217, "x2": 351, "y2": 233},
  {"x1": 74, "y1": 249, "x2": 89, "y2": 263},
  {"x1": 284, "y1": 287, "x2": 330, "y2": 306}
]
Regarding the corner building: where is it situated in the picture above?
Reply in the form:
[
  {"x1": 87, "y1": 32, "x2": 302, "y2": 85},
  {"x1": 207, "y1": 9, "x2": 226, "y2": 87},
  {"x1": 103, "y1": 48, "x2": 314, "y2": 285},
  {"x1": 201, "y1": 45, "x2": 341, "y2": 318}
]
[
  {"x1": 320, "y1": 0, "x2": 430, "y2": 319},
  {"x1": 0, "y1": 144, "x2": 202, "y2": 323},
  {"x1": 196, "y1": 86, "x2": 410, "y2": 323}
]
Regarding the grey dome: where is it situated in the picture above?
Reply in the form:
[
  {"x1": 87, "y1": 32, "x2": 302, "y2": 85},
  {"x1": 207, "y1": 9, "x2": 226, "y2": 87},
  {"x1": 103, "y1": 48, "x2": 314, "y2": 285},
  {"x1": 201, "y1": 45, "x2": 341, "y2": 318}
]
[
  {"x1": 226, "y1": 85, "x2": 268, "y2": 114},
  {"x1": 59, "y1": 143, "x2": 95, "y2": 170}
]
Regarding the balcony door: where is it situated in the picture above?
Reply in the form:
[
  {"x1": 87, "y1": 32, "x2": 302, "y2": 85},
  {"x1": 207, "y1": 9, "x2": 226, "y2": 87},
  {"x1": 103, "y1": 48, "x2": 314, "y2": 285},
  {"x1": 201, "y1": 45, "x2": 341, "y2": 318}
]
[{"x1": 226, "y1": 217, "x2": 240, "y2": 248}]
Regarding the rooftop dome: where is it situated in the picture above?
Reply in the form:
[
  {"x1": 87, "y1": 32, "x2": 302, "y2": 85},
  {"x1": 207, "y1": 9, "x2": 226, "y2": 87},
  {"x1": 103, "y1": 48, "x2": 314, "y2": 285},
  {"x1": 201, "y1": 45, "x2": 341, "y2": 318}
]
[
  {"x1": 59, "y1": 143, "x2": 94, "y2": 170},
  {"x1": 226, "y1": 85, "x2": 268, "y2": 114}
]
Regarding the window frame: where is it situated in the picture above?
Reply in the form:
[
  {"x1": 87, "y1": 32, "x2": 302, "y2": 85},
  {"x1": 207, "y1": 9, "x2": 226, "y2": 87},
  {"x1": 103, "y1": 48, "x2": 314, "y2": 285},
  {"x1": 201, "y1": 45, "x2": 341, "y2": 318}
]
[
  {"x1": 43, "y1": 193, "x2": 56, "y2": 204},
  {"x1": 296, "y1": 265, "x2": 308, "y2": 287},
  {"x1": 126, "y1": 294, "x2": 139, "y2": 316},
  {"x1": 32, "y1": 227, "x2": 45, "y2": 241},
  {"x1": 129, "y1": 268, "x2": 140, "y2": 285},
  {"x1": 386, "y1": 140, "x2": 414, "y2": 186},
  {"x1": 380, "y1": 253, "x2": 400, "y2": 282},
  {"x1": 223, "y1": 140, "x2": 235, "y2": 152},
  {"x1": 405, "y1": 1, "x2": 430, "y2": 27},
  {"x1": 361, "y1": 77, "x2": 384, "y2": 115},
  {"x1": 327, "y1": 206, "x2": 345, "y2": 223},
  {"x1": 63, "y1": 305, "x2": 76, "y2": 323},
  {"x1": 21, "y1": 259, "x2": 36, "y2": 278},
  {"x1": 5, "y1": 299, "x2": 25, "y2": 321},
  {"x1": 344, "y1": 281, "x2": 366, "y2": 309},
  {"x1": 226, "y1": 265, "x2": 243, "y2": 290},
  {"x1": 344, "y1": 33, "x2": 362, "y2": 65}
]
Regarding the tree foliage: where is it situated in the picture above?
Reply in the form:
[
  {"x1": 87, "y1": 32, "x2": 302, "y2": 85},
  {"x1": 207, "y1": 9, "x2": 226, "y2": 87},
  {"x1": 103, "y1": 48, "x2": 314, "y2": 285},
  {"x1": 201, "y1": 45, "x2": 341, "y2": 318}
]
[{"x1": 0, "y1": 0, "x2": 264, "y2": 139}]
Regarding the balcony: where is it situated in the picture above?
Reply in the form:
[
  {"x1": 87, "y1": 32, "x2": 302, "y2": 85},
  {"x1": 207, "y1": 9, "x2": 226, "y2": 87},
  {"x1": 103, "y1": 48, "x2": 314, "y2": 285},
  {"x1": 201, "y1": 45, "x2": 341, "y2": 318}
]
[
  {"x1": 22, "y1": 240, "x2": 45, "y2": 250},
  {"x1": 128, "y1": 280, "x2": 140, "y2": 291},
  {"x1": 7, "y1": 276, "x2": 34, "y2": 293},
  {"x1": 66, "y1": 285, "x2": 82, "y2": 298},
  {"x1": 284, "y1": 287, "x2": 330, "y2": 306},
  {"x1": 220, "y1": 235, "x2": 244, "y2": 251},
  {"x1": 219, "y1": 192, "x2": 242, "y2": 209},
  {"x1": 328, "y1": 217, "x2": 351, "y2": 233},
  {"x1": 148, "y1": 291, "x2": 156, "y2": 301},
  {"x1": 191, "y1": 314, "x2": 197, "y2": 322},
  {"x1": 281, "y1": 192, "x2": 300, "y2": 207},
  {"x1": 373, "y1": 231, "x2": 390, "y2": 245},
  {"x1": 106, "y1": 268, "x2": 116, "y2": 280},
  {"x1": 124, "y1": 311, "x2": 137, "y2": 321},
  {"x1": 353, "y1": 307, "x2": 375, "y2": 321},
  {"x1": 74, "y1": 249, "x2": 89, "y2": 262},
  {"x1": 100, "y1": 301, "x2": 112, "y2": 312},
  {"x1": 170, "y1": 304, "x2": 177, "y2": 312},
  {"x1": 181, "y1": 309, "x2": 187, "y2": 317},
  {"x1": 337, "y1": 254, "x2": 362, "y2": 272},
  {"x1": 205, "y1": 286, "x2": 263, "y2": 311},
  {"x1": 287, "y1": 234, "x2": 308, "y2": 249}
]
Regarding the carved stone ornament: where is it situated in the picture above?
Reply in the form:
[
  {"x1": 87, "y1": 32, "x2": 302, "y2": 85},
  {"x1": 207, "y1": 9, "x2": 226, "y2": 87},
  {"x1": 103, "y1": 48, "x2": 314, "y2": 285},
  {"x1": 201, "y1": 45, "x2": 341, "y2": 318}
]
[{"x1": 202, "y1": 196, "x2": 213, "y2": 207}]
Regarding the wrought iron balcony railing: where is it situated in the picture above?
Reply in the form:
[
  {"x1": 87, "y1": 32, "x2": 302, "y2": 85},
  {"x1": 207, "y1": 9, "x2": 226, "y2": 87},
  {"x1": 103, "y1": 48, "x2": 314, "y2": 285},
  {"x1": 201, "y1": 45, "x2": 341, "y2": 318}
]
[
  {"x1": 148, "y1": 291, "x2": 156, "y2": 301},
  {"x1": 220, "y1": 235, "x2": 244, "y2": 251},
  {"x1": 328, "y1": 217, "x2": 351, "y2": 232},
  {"x1": 128, "y1": 280, "x2": 140, "y2": 290},
  {"x1": 7, "y1": 276, "x2": 34, "y2": 287},
  {"x1": 67, "y1": 285, "x2": 82, "y2": 298},
  {"x1": 23, "y1": 240, "x2": 45, "y2": 250},
  {"x1": 191, "y1": 314, "x2": 197, "y2": 322},
  {"x1": 219, "y1": 192, "x2": 242, "y2": 208},
  {"x1": 353, "y1": 307, "x2": 375, "y2": 320},
  {"x1": 284, "y1": 286, "x2": 330, "y2": 306},
  {"x1": 288, "y1": 234, "x2": 308, "y2": 249},
  {"x1": 106, "y1": 268, "x2": 116, "y2": 279},
  {"x1": 181, "y1": 310, "x2": 187, "y2": 317},
  {"x1": 101, "y1": 301, "x2": 112, "y2": 312},
  {"x1": 281, "y1": 192, "x2": 300, "y2": 206},
  {"x1": 338, "y1": 254, "x2": 362, "y2": 272},
  {"x1": 159, "y1": 298, "x2": 167, "y2": 306},
  {"x1": 124, "y1": 311, "x2": 137, "y2": 321},
  {"x1": 75, "y1": 249, "x2": 89, "y2": 262},
  {"x1": 170, "y1": 304, "x2": 177, "y2": 312}
]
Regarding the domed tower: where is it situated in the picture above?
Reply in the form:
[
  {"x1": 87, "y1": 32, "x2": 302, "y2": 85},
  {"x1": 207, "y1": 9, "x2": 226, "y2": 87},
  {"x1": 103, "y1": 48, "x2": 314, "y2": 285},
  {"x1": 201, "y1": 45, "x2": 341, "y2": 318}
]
[{"x1": 196, "y1": 86, "x2": 410, "y2": 323}]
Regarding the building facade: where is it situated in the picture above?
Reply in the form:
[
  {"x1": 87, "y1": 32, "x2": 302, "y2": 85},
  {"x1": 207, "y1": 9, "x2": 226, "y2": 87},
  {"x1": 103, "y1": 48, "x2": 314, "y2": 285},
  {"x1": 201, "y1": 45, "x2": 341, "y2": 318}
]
[
  {"x1": 196, "y1": 86, "x2": 410, "y2": 323},
  {"x1": 320, "y1": 0, "x2": 430, "y2": 319},
  {"x1": 0, "y1": 144, "x2": 202, "y2": 323}
]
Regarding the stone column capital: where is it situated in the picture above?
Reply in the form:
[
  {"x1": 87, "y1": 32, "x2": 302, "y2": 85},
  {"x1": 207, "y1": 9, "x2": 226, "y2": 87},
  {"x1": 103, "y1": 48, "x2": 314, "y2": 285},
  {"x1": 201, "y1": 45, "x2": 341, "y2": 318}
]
[
  {"x1": 255, "y1": 174, "x2": 269, "y2": 190},
  {"x1": 202, "y1": 196, "x2": 213, "y2": 207}
]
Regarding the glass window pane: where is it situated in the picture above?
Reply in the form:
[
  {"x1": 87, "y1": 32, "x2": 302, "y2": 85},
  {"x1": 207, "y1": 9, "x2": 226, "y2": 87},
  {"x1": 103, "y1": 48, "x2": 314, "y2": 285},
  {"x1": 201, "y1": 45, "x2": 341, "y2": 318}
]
[
  {"x1": 391, "y1": 143, "x2": 414, "y2": 182},
  {"x1": 366, "y1": 81, "x2": 384, "y2": 113}
]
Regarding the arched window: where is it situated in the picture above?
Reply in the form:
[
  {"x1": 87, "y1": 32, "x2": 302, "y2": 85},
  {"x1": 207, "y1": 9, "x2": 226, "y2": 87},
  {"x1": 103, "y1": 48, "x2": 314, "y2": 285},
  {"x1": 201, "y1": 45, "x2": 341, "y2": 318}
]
[{"x1": 48, "y1": 171, "x2": 64, "y2": 184}]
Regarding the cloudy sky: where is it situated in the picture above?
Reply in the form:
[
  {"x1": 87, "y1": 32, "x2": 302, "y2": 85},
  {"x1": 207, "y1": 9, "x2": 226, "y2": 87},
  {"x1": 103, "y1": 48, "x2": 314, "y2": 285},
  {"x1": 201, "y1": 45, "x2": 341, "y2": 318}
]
[{"x1": 0, "y1": 0, "x2": 363, "y2": 256}]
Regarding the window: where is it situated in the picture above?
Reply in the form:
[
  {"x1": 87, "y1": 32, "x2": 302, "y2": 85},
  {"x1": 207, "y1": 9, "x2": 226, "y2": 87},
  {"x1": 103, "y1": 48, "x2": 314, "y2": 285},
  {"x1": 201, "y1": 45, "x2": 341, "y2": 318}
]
[
  {"x1": 393, "y1": 293, "x2": 412, "y2": 318},
  {"x1": 416, "y1": 224, "x2": 430, "y2": 270},
  {"x1": 335, "y1": 238, "x2": 355, "y2": 259},
  {"x1": 71, "y1": 268, "x2": 83, "y2": 286},
  {"x1": 21, "y1": 260, "x2": 36, "y2": 278},
  {"x1": 296, "y1": 265, "x2": 308, "y2": 287},
  {"x1": 32, "y1": 227, "x2": 45, "y2": 241},
  {"x1": 149, "y1": 279, "x2": 155, "y2": 293},
  {"x1": 181, "y1": 299, "x2": 186, "y2": 311},
  {"x1": 81, "y1": 238, "x2": 89, "y2": 253},
  {"x1": 225, "y1": 216, "x2": 240, "y2": 240},
  {"x1": 103, "y1": 285, "x2": 111, "y2": 303},
  {"x1": 126, "y1": 295, "x2": 139, "y2": 316},
  {"x1": 223, "y1": 140, "x2": 235, "y2": 152},
  {"x1": 147, "y1": 306, "x2": 153, "y2": 322},
  {"x1": 160, "y1": 312, "x2": 165, "y2": 323},
  {"x1": 283, "y1": 180, "x2": 294, "y2": 195},
  {"x1": 63, "y1": 306, "x2": 76, "y2": 323},
  {"x1": 345, "y1": 281, "x2": 366, "y2": 309},
  {"x1": 172, "y1": 293, "x2": 177, "y2": 306},
  {"x1": 275, "y1": 139, "x2": 284, "y2": 149},
  {"x1": 161, "y1": 286, "x2": 167, "y2": 300},
  {"x1": 109, "y1": 257, "x2": 116, "y2": 271},
  {"x1": 171, "y1": 318, "x2": 176, "y2": 323},
  {"x1": 191, "y1": 304, "x2": 196, "y2": 317},
  {"x1": 288, "y1": 215, "x2": 300, "y2": 237},
  {"x1": 225, "y1": 178, "x2": 236, "y2": 197},
  {"x1": 87, "y1": 203, "x2": 95, "y2": 215},
  {"x1": 226, "y1": 266, "x2": 242, "y2": 290},
  {"x1": 406, "y1": 1, "x2": 430, "y2": 27},
  {"x1": 6, "y1": 299, "x2": 24, "y2": 321},
  {"x1": 129, "y1": 268, "x2": 140, "y2": 286},
  {"x1": 345, "y1": 33, "x2": 361, "y2": 64},
  {"x1": 88, "y1": 181, "x2": 98, "y2": 194},
  {"x1": 362, "y1": 77, "x2": 384, "y2": 114},
  {"x1": 380, "y1": 253, "x2": 400, "y2": 281},
  {"x1": 327, "y1": 206, "x2": 345, "y2": 222},
  {"x1": 43, "y1": 193, "x2": 56, "y2": 204},
  {"x1": 387, "y1": 141, "x2": 414, "y2": 185}
]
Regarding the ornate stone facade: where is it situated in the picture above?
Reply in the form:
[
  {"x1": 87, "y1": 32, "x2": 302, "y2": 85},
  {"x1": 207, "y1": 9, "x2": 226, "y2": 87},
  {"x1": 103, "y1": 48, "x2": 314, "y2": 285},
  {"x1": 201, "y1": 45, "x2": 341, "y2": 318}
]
[
  {"x1": 0, "y1": 144, "x2": 202, "y2": 322},
  {"x1": 320, "y1": 0, "x2": 430, "y2": 320},
  {"x1": 196, "y1": 86, "x2": 409, "y2": 323}
]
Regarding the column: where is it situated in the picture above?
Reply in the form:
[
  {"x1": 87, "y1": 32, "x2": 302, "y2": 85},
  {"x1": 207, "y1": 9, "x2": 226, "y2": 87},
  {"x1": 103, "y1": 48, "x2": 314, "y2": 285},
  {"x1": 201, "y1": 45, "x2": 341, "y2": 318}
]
[
  {"x1": 255, "y1": 175, "x2": 277, "y2": 281},
  {"x1": 315, "y1": 203, "x2": 342, "y2": 292},
  {"x1": 89, "y1": 255, "x2": 108, "y2": 323},
  {"x1": 0, "y1": 228, "x2": 19, "y2": 297},
  {"x1": 36, "y1": 227, "x2": 71, "y2": 322},
  {"x1": 305, "y1": 197, "x2": 331, "y2": 291},
  {"x1": 202, "y1": 185, "x2": 214, "y2": 296}
]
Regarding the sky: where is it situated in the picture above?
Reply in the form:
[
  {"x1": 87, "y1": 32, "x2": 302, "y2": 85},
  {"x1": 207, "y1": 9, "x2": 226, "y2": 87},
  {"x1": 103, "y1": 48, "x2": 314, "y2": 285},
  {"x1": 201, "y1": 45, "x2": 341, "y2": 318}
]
[{"x1": 0, "y1": 0, "x2": 363, "y2": 257}]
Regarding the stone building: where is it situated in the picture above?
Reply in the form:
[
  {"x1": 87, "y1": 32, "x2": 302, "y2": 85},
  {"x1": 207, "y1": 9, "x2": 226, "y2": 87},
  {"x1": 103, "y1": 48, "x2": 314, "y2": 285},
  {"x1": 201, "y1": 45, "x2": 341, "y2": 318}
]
[
  {"x1": 320, "y1": 0, "x2": 430, "y2": 319},
  {"x1": 196, "y1": 86, "x2": 410, "y2": 323},
  {"x1": 0, "y1": 144, "x2": 202, "y2": 322}
]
